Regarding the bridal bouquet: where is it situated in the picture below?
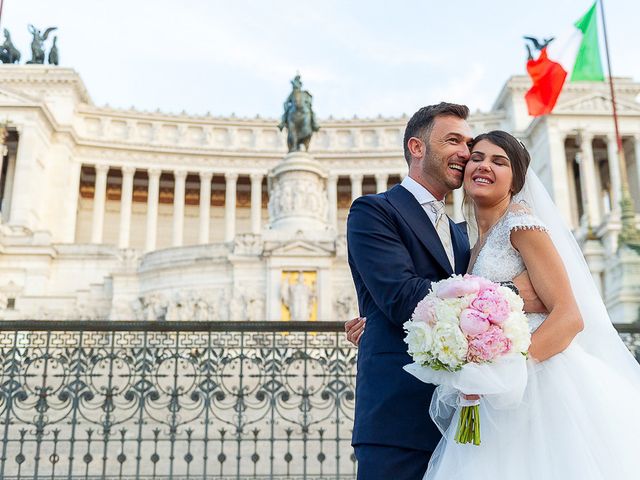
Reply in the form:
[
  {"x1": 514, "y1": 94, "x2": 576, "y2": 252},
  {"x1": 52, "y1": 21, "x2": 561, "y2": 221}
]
[{"x1": 403, "y1": 274, "x2": 531, "y2": 445}]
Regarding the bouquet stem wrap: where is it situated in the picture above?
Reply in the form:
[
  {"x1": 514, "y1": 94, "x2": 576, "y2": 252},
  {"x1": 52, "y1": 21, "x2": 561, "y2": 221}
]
[{"x1": 404, "y1": 354, "x2": 528, "y2": 445}]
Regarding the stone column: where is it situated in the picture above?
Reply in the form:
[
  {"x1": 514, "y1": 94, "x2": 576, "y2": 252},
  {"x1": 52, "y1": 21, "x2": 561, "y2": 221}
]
[
  {"x1": 224, "y1": 172, "x2": 238, "y2": 242},
  {"x1": 91, "y1": 164, "x2": 109, "y2": 243},
  {"x1": 634, "y1": 134, "x2": 640, "y2": 206},
  {"x1": 452, "y1": 187, "x2": 464, "y2": 222},
  {"x1": 606, "y1": 134, "x2": 622, "y2": 213},
  {"x1": 548, "y1": 130, "x2": 572, "y2": 224},
  {"x1": 198, "y1": 171, "x2": 212, "y2": 244},
  {"x1": 145, "y1": 168, "x2": 161, "y2": 252},
  {"x1": 327, "y1": 174, "x2": 338, "y2": 230},
  {"x1": 375, "y1": 173, "x2": 388, "y2": 193},
  {"x1": 172, "y1": 170, "x2": 187, "y2": 247},
  {"x1": 577, "y1": 133, "x2": 601, "y2": 227},
  {"x1": 350, "y1": 173, "x2": 363, "y2": 203},
  {"x1": 65, "y1": 160, "x2": 82, "y2": 243},
  {"x1": 250, "y1": 173, "x2": 263, "y2": 234},
  {"x1": 118, "y1": 166, "x2": 135, "y2": 248}
]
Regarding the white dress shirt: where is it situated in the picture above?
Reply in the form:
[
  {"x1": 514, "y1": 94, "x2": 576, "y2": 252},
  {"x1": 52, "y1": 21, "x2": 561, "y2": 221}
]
[{"x1": 400, "y1": 176, "x2": 455, "y2": 269}]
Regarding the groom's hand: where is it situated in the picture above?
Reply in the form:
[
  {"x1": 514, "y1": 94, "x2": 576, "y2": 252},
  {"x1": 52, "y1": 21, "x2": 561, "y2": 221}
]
[
  {"x1": 345, "y1": 317, "x2": 366, "y2": 346},
  {"x1": 514, "y1": 270, "x2": 547, "y2": 314}
]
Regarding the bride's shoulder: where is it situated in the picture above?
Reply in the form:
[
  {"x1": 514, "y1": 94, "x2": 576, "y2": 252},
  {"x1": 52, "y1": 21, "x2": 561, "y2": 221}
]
[{"x1": 503, "y1": 201, "x2": 548, "y2": 234}]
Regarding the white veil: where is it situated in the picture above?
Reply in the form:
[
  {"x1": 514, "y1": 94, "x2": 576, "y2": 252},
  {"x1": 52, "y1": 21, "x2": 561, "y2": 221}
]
[{"x1": 515, "y1": 171, "x2": 640, "y2": 382}]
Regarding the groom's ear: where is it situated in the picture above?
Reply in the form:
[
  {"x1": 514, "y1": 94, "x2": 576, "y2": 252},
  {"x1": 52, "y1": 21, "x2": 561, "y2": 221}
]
[{"x1": 407, "y1": 136, "x2": 426, "y2": 162}]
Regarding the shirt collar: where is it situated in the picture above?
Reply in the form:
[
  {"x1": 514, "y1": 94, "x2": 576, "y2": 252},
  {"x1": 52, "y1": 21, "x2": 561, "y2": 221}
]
[{"x1": 400, "y1": 176, "x2": 439, "y2": 206}]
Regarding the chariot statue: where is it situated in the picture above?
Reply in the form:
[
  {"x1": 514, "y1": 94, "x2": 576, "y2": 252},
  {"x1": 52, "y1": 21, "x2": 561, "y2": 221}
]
[
  {"x1": 26, "y1": 24, "x2": 57, "y2": 64},
  {"x1": 0, "y1": 29, "x2": 21, "y2": 64}
]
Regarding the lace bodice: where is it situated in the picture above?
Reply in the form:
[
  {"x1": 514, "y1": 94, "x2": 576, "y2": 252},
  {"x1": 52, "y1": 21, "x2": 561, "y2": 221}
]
[{"x1": 471, "y1": 204, "x2": 548, "y2": 332}]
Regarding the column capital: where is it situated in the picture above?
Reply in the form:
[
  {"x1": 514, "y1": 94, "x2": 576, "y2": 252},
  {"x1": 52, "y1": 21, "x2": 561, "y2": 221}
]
[
  {"x1": 605, "y1": 133, "x2": 618, "y2": 145},
  {"x1": 225, "y1": 172, "x2": 239, "y2": 182},
  {"x1": 174, "y1": 170, "x2": 188, "y2": 180},
  {"x1": 95, "y1": 164, "x2": 110, "y2": 174},
  {"x1": 349, "y1": 173, "x2": 364, "y2": 182},
  {"x1": 199, "y1": 171, "x2": 213, "y2": 181},
  {"x1": 250, "y1": 172, "x2": 264, "y2": 183},
  {"x1": 327, "y1": 173, "x2": 338, "y2": 182},
  {"x1": 121, "y1": 165, "x2": 136, "y2": 176},
  {"x1": 577, "y1": 131, "x2": 594, "y2": 145},
  {"x1": 374, "y1": 172, "x2": 389, "y2": 181},
  {"x1": 148, "y1": 168, "x2": 162, "y2": 178}
]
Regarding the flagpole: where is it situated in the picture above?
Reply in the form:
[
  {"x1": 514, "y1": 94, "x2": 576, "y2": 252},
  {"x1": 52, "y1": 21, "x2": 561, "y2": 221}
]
[
  {"x1": 598, "y1": 0, "x2": 639, "y2": 246},
  {"x1": 0, "y1": 0, "x2": 4, "y2": 30}
]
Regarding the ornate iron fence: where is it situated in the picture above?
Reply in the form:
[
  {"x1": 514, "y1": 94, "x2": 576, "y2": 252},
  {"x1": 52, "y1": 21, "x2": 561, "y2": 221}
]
[
  {"x1": 1, "y1": 320, "x2": 639, "y2": 480},
  {"x1": 0, "y1": 321, "x2": 357, "y2": 480}
]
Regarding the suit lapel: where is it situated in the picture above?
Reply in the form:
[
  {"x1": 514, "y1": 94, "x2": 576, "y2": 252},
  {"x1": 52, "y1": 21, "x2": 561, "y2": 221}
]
[
  {"x1": 386, "y1": 185, "x2": 453, "y2": 275},
  {"x1": 451, "y1": 221, "x2": 471, "y2": 275}
]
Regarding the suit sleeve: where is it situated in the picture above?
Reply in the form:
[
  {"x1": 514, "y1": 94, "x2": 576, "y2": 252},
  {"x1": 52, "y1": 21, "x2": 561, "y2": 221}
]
[{"x1": 347, "y1": 196, "x2": 431, "y2": 327}]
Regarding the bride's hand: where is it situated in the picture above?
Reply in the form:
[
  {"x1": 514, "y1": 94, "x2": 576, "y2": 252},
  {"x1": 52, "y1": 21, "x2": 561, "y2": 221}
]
[{"x1": 514, "y1": 270, "x2": 547, "y2": 314}]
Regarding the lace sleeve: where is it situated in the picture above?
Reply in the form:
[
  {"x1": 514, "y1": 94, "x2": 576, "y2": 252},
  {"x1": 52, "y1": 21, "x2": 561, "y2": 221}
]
[{"x1": 504, "y1": 203, "x2": 548, "y2": 234}]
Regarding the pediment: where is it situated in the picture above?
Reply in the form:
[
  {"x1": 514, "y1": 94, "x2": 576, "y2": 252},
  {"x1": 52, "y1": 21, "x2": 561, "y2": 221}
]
[
  {"x1": 0, "y1": 85, "x2": 39, "y2": 106},
  {"x1": 555, "y1": 93, "x2": 640, "y2": 115},
  {"x1": 264, "y1": 239, "x2": 335, "y2": 257}
]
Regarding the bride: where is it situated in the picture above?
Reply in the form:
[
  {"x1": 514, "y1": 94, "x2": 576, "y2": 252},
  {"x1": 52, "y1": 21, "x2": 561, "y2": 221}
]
[{"x1": 422, "y1": 130, "x2": 640, "y2": 479}]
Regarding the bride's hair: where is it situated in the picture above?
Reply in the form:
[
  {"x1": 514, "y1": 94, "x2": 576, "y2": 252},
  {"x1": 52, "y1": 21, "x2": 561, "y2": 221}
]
[{"x1": 462, "y1": 130, "x2": 531, "y2": 245}]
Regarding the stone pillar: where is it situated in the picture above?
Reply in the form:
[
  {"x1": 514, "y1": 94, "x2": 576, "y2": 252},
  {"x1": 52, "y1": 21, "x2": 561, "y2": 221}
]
[
  {"x1": 635, "y1": 135, "x2": 640, "y2": 205},
  {"x1": 172, "y1": 170, "x2": 187, "y2": 247},
  {"x1": 91, "y1": 164, "x2": 109, "y2": 243},
  {"x1": 65, "y1": 160, "x2": 82, "y2": 243},
  {"x1": 327, "y1": 174, "x2": 338, "y2": 230},
  {"x1": 250, "y1": 173, "x2": 263, "y2": 234},
  {"x1": 198, "y1": 171, "x2": 212, "y2": 244},
  {"x1": 145, "y1": 168, "x2": 161, "y2": 252},
  {"x1": 548, "y1": 130, "x2": 572, "y2": 224},
  {"x1": 577, "y1": 133, "x2": 601, "y2": 227},
  {"x1": 350, "y1": 173, "x2": 363, "y2": 203},
  {"x1": 118, "y1": 166, "x2": 135, "y2": 248},
  {"x1": 452, "y1": 187, "x2": 464, "y2": 222},
  {"x1": 375, "y1": 173, "x2": 388, "y2": 193},
  {"x1": 606, "y1": 134, "x2": 622, "y2": 214},
  {"x1": 224, "y1": 172, "x2": 238, "y2": 242}
]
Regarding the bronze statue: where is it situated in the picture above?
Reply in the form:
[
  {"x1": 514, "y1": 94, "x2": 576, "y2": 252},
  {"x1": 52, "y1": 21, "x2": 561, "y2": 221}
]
[
  {"x1": 48, "y1": 37, "x2": 59, "y2": 65},
  {"x1": 278, "y1": 74, "x2": 319, "y2": 152},
  {"x1": 26, "y1": 24, "x2": 57, "y2": 64},
  {"x1": 0, "y1": 29, "x2": 21, "y2": 64}
]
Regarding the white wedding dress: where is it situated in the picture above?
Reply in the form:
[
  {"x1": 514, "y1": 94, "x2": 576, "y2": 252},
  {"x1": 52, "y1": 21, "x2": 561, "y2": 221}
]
[{"x1": 423, "y1": 194, "x2": 640, "y2": 479}]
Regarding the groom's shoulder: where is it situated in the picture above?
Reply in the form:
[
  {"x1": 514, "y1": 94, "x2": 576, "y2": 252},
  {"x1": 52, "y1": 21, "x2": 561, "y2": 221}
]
[{"x1": 350, "y1": 184, "x2": 403, "y2": 210}]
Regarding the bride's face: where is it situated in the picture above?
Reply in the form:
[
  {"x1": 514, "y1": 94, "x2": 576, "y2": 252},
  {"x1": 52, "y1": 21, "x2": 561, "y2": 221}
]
[{"x1": 463, "y1": 140, "x2": 513, "y2": 206}]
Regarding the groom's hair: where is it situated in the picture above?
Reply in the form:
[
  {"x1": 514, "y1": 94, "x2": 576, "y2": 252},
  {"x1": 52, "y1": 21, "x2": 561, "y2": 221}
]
[{"x1": 403, "y1": 102, "x2": 469, "y2": 166}]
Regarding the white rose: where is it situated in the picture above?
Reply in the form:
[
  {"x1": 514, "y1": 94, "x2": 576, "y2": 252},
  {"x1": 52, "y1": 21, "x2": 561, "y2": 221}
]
[
  {"x1": 498, "y1": 286, "x2": 525, "y2": 312},
  {"x1": 502, "y1": 312, "x2": 531, "y2": 353},
  {"x1": 431, "y1": 322, "x2": 468, "y2": 370}
]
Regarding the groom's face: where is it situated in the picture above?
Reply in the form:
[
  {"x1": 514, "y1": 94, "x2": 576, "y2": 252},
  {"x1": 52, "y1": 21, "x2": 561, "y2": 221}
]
[{"x1": 419, "y1": 115, "x2": 473, "y2": 197}]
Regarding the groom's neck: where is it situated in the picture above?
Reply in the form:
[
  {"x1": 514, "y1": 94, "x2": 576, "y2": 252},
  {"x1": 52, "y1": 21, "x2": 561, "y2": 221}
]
[{"x1": 408, "y1": 173, "x2": 450, "y2": 201}]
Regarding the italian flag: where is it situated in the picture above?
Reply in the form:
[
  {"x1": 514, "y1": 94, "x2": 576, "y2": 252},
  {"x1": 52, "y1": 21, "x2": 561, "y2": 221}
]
[{"x1": 525, "y1": 2, "x2": 604, "y2": 117}]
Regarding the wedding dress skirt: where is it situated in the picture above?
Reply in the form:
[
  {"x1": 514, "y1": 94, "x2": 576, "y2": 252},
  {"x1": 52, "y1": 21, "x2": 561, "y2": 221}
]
[{"x1": 424, "y1": 340, "x2": 640, "y2": 479}]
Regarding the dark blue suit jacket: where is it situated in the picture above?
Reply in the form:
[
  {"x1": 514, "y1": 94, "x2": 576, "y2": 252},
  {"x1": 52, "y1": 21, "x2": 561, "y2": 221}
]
[{"x1": 347, "y1": 184, "x2": 470, "y2": 452}]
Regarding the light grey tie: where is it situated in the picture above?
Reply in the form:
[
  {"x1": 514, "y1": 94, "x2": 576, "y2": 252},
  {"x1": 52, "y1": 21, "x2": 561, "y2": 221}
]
[{"x1": 429, "y1": 200, "x2": 455, "y2": 270}]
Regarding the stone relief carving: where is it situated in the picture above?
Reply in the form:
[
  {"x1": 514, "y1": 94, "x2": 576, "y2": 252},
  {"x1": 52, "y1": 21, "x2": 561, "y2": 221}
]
[
  {"x1": 233, "y1": 234, "x2": 264, "y2": 255},
  {"x1": 269, "y1": 177, "x2": 328, "y2": 222},
  {"x1": 334, "y1": 289, "x2": 356, "y2": 321}
]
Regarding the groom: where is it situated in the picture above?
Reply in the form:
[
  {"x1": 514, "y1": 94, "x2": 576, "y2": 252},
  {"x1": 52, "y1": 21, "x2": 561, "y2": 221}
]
[{"x1": 346, "y1": 103, "x2": 541, "y2": 479}]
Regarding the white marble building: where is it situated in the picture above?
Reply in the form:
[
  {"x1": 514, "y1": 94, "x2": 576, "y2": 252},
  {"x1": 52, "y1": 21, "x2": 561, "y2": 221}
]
[{"x1": 0, "y1": 66, "x2": 639, "y2": 323}]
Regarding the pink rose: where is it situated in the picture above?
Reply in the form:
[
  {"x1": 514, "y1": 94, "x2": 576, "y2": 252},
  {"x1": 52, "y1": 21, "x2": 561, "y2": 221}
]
[
  {"x1": 471, "y1": 289, "x2": 510, "y2": 325},
  {"x1": 467, "y1": 325, "x2": 512, "y2": 363},
  {"x1": 412, "y1": 296, "x2": 438, "y2": 325},
  {"x1": 460, "y1": 308, "x2": 490, "y2": 336},
  {"x1": 436, "y1": 278, "x2": 480, "y2": 299},
  {"x1": 464, "y1": 274, "x2": 498, "y2": 292}
]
